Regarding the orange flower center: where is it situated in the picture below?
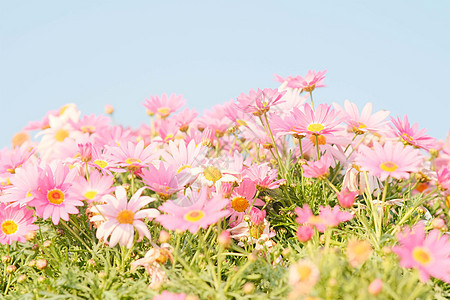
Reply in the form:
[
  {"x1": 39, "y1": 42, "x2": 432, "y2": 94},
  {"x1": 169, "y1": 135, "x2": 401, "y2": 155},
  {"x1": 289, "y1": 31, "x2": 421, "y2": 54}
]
[
  {"x1": 307, "y1": 123, "x2": 325, "y2": 133},
  {"x1": 184, "y1": 210, "x2": 205, "y2": 222},
  {"x1": 231, "y1": 196, "x2": 249, "y2": 212},
  {"x1": 412, "y1": 247, "x2": 432, "y2": 265},
  {"x1": 117, "y1": 210, "x2": 135, "y2": 224},
  {"x1": 55, "y1": 129, "x2": 69, "y2": 142},
  {"x1": 310, "y1": 134, "x2": 327, "y2": 145},
  {"x1": 47, "y1": 189, "x2": 65, "y2": 205},
  {"x1": 2, "y1": 220, "x2": 18, "y2": 235},
  {"x1": 380, "y1": 161, "x2": 398, "y2": 172}
]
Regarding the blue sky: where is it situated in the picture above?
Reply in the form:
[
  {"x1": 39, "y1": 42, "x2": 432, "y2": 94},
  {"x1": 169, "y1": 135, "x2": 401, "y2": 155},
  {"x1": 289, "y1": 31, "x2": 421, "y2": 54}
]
[{"x1": 1, "y1": 1, "x2": 449, "y2": 147}]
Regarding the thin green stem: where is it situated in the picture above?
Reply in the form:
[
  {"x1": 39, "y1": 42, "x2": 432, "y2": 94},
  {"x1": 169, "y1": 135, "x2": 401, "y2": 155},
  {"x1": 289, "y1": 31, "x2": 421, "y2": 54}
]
[{"x1": 309, "y1": 91, "x2": 315, "y2": 112}]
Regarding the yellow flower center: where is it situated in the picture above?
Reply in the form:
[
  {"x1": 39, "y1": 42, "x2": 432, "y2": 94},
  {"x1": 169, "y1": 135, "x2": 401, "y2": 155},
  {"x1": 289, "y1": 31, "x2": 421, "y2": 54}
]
[
  {"x1": 231, "y1": 196, "x2": 249, "y2": 213},
  {"x1": 47, "y1": 189, "x2": 65, "y2": 205},
  {"x1": 401, "y1": 133, "x2": 414, "y2": 144},
  {"x1": 307, "y1": 123, "x2": 325, "y2": 133},
  {"x1": 59, "y1": 104, "x2": 70, "y2": 116},
  {"x1": 184, "y1": 210, "x2": 205, "y2": 222},
  {"x1": 117, "y1": 210, "x2": 135, "y2": 224},
  {"x1": 412, "y1": 247, "x2": 432, "y2": 265},
  {"x1": 26, "y1": 190, "x2": 33, "y2": 197},
  {"x1": 2, "y1": 220, "x2": 18, "y2": 235},
  {"x1": 204, "y1": 166, "x2": 222, "y2": 183},
  {"x1": 84, "y1": 191, "x2": 98, "y2": 200},
  {"x1": 55, "y1": 129, "x2": 69, "y2": 142},
  {"x1": 94, "y1": 160, "x2": 108, "y2": 169},
  {"x1": 81, "y1": 125, "x2": 96, "y2": 133},
  {"x1": 296, "y1": 264, "x2": 313, "y2": 281},
  {"x1": 380, "y1": 161, "x2": 398, "y2": 172},
  {"x1": 125, "y1": 158, "x2": 141, "y2": 165},
  {"x1": 309, "y1": 134, "x2": 327, "y2": 145},
  {"x1": 157, "y1": 107, "x2": 171, "y2": 118},
  {"x1": 308, "y1": 215, "x2": 323, "y2": 225}
]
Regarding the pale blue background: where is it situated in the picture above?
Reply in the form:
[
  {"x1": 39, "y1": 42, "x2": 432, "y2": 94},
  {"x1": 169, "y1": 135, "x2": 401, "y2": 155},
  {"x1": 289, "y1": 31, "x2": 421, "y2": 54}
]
[{"x1": 1, "y1": 1, "x2": 449, "y2": 147}]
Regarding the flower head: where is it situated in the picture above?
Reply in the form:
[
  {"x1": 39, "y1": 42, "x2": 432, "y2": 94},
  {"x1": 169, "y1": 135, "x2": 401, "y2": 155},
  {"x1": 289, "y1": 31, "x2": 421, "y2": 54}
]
[
  {"x1": 90, "y1": 186, "x2": 159, "y2": 248},
  {"x1": 390, "y1": 115, "x2": 438, "y2": 151},
  {"x1": 143, "y1": 94, "x2": 185, "y2": 118},
  {"x1": 0, "y1": 204, "x2": 38, "y2": 245},
  {"x1": 275, "y1": 70, "x2": 327, "y2": 92},
  {"x1": 392, "y1": 223, "x2": 450, "y2": 283}
]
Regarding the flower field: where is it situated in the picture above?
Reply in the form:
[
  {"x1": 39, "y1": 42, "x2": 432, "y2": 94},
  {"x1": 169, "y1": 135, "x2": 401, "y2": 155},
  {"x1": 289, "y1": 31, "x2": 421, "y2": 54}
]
[{"x1": 0, "y1": 71, "x2": 449, "y2": 299}]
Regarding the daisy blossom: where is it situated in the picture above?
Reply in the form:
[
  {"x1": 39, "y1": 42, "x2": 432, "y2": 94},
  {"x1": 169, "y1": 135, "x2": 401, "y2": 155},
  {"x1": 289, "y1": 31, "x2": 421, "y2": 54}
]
[
  {"x1": 392, "y1": 223, "x2": 450, "y2": 283},
  {"x1": 156, "y1": 189, "x2": 229, "y2": 234},
  {"x1": 291, "y1": 103, "x2": 342, "y2": 137},
  {"x1": 390, "y1": 115, "x2": 438, "y2": 151},
  {"x1": 275, "y1": 70, "x2": 327, "y2": 92},
  {"x1": 90, "y1": 186, "x2": 159, "y2": 248},
  {"x1": 236, "y1": 88, "x2": 286, "y2": 116},
  {"x1": 0, "y1": 204, "x2": 38, "y2": 245},
  {"x1": 302, "y1": 155, "x2": 333, "y2": 179},
  {"x1": 28, "y1": 163, "x2": 83, "y2": 225},
  {"x1": 143, "y1": 94, "x2": 185, "y2": 118},
  {"x1": 355, "y1": 141, "x2": 423, "y2": 181},
  {"x1": 71, "y1": 170, "x2": 114, "y2": 203}
]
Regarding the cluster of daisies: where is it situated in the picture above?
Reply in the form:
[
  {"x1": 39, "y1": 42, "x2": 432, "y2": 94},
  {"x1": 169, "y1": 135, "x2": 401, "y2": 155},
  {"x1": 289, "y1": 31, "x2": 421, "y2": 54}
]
[{"x1": 0, "y1": 69, "x2": 449, "y2": 289}]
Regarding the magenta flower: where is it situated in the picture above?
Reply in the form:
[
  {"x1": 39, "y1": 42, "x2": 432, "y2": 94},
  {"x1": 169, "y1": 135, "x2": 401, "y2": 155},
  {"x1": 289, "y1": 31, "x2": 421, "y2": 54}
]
[
  {"x1": 390, "y1": 115, "x2": 438, "y2": 151},
  {"x1": 28, "y1": 163, "x2": 83, "y2": 225},
  {"x1": 356, "y1": 141, "x2": 423, "y2": 181},
  {"x1": 392, "y1": 223, "x2": 450, "y2": 283},
  {"x1": 90, "y1": 186, "x2": 159, "y2": 248},
  {"x1": 296, "y1": 225, "x2": 314, "y2": 242},
  {"x1": 0, "y1": 204, "x2": 38, "y2": 245},
  {"x1": 156, "y1": 189, "x2": 229, "y2": 234},
  {"x1": 302, "y1": 155, "x2": 333, "y2": 179},
  {"x1": 336, "y1": 188, "x2": 358, "y2": 208},
  {"x1": 295, "y1": 204, "x2": 353, "y2": 233}
]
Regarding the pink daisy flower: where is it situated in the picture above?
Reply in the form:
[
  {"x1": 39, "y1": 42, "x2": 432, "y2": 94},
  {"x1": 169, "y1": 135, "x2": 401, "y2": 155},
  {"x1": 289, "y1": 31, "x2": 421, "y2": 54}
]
[
  {"x1": 244, "y1": 163, "x2": 285, "y2": 191},
  {"x1": 141, "y1": 161, "x2": 191, "y2": 200},
  {"x1": 227, "y1": 178, "x2": 265, "y2": 226},
  {"x1": 295, "y1": 204, "x2": 353, "y2": 233},
  {"x1": 390, "y1": 115, "x2": 438, "y2": 151},
  {"x1": 355, "y1": 141, "x2": 423, "y2": 181},
  {"x1": 291, "y1": 104, "x2": 343, "y2": 137},
  {"x1": 172, "y1": 108, "x2": 199, "y2": 132},
  {"x1": 160, "y1": 140, "x2": 207, "y2": 174},
  {"x1": 0, "y1": 163, "x2": 41, "y2": 208},
  {"x1": 336, "y1": 188, "x2": 358, "y2": 208},
  {"x1": 275, "y1": 70, "x2": 327, "y2": 92},
  {"x1": 392, "y1": 223, "x2": 450, "y2": 283},
  {"x1": 0, "y1": 145, "x2": 36, "y2": 179},
  {"x1": 90, "y1": 186, "x2": 160, "y2": 248},
  {"x1": 69, "y1": 114, "x2": 111, "y2": 135},
  {"x1": 333, "y1": 100, "x2": 390, "y2": 135},
  {"x1": 143, "y1": 94, "x2": 185, "y2": 118},
  {"x1": 236, "y1": 88, "x2": 286, "y2": 116},
  {"x1": 156, "y1": 189, "x2": 230, "y2": 234},
  {"x1": 0, "y1": 204, "x2": 38, "y2": 245},
  {"x1": 28, "y1": 163, "x2": 83, "y2": 225},
  {"x1": 436, "y1": 166, "x2": 450, "y2": 190},
  {"x1": 104, "y1": 140, "x2": 158, "y2": 173},
  {"x1": 302, "y1": 155, "x2": 333, "y2": 179},
  {"x1": 71, "y1": 170, "x2": 114, "y2": 203}
]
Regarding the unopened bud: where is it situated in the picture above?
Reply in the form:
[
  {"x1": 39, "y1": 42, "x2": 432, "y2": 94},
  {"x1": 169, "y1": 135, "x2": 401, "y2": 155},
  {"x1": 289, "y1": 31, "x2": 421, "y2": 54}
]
[
  {"x1": 87, "y1": 259, "x2": 96, "y2": 267},
  {"x1": 2, "y1": 255, "x2": 11, "y2": 264},
  {"x1": 32, "y1": 244, "x2": 39, "y2": 251},
  {"x1": 98, "y1": 271, "x2": 107, "y2": 279},
  {"x1": 6, "y1": 265, "x2": 16, "y2": 273},
  {"x1": 37, "y1": 276, "x2": 46, "y2": 283},
  {"x1": 17, "y1": 274, "x2": 27, "y2": 283},
  {"x1": 56, "y1": 229, "x2": 64, "y2": 236},
  {"x1": 432, "y1": 218, "x2": 445, "y2": 230},
  {"x1": 104, "y1": 104, "x2": 114, "y2": 114},
  {"x1": 243, "y1": 282, "x2": 255, "y2": 294},
  {"x1": 28, "y1": 260, "x2": 36, "y2": 267},
  {"x1": 368, "y1": 278, "x2": 383, "y2": 295},
  {"x1": 36, "y1": 259, "x2": 48, "y2": 270},
  {"x1": 281, "y1": 248, "x2": 291, "y2": 257},
  {"x1": 25, "y1": 231, "x2": 36, "y2": 241},
  {"x1": 158, "y1": 230, "x2": 171, "y2": 243},
  {"x1": 43, "y1": 240, "x2": 52, "y2": 248},
  {"x1": 248, "y1": 253, "x2": 258, "y2": 262},
  {"x1": 218, "y1": 231, "x2": 231, "y2": 248}
]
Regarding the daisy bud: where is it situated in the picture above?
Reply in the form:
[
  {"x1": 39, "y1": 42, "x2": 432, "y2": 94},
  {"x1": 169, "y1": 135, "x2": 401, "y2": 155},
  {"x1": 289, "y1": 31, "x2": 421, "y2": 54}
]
[
  {"x1": 328, "y1": 278, "x2": 337, "y2": 287},
  {"x1": 296, "y1": 225, "x2": 314, "y2": 242},
  {"x1": 37, "y1": 276, "x2": 46, "y2": 283},
  {"x1": 36, "y1": 259, "x2": 48, "y2": 270},
  {"x1": 28, "y1": 260, "x2": 36, "y2": 267},
  {"x1": 104, "y1": 104, "x2": 114, "y2": 114},
  {"x1": 87, "y1": 259, "x2": 96, "y2": 267},
  {"x1": 282, "y1": 248, "x2": 291, "y2": 257},
  {"x1": 56, "y1": 229, "x2": 65, "y2": 236},
  {"x1": 98, "y1": 271, "x2": 107, "y2": 279},
  {"x1": 6, "y1": 265, "x2": 16, "y2": 273},
  {"x1": 248, "y1": 253, "x2": 258, "y2": 262},
  {"x1": 337, "y1": 188, "x2": 358, "y2": 209},
  {"x1": 158, "y1": 230, "x2": 171, "y2": 243},
  {"x1": 32, "y1": 244, "x2": 39, "y2": 251},
  {"x1": 243, "y1": 282, "x2": 255, "y2": 294},
  {"x1": 2, "y1": 255, "x2": 11, "y2": 264},
  {"x1": 218, "y1": 231, "x2": 231, "y2": 248},
  {"x1": 17, "y1": 274, "x2": 27, "y2": 283},
  {"x1": 243, "y1": 215, "x2": 251, "y2": 223},
  {"x1": 432, "y1": 218, "x2": 445, "y2": 230},
  {"x1": 368, "y1": 278, "x2": 383, "y2": 295},
  {"x1": 25, "y1": 230, "x2": 37, "y2": 241},
  {"x1": 43, "y1": 240, "x2": 52, "y2": 248}
]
